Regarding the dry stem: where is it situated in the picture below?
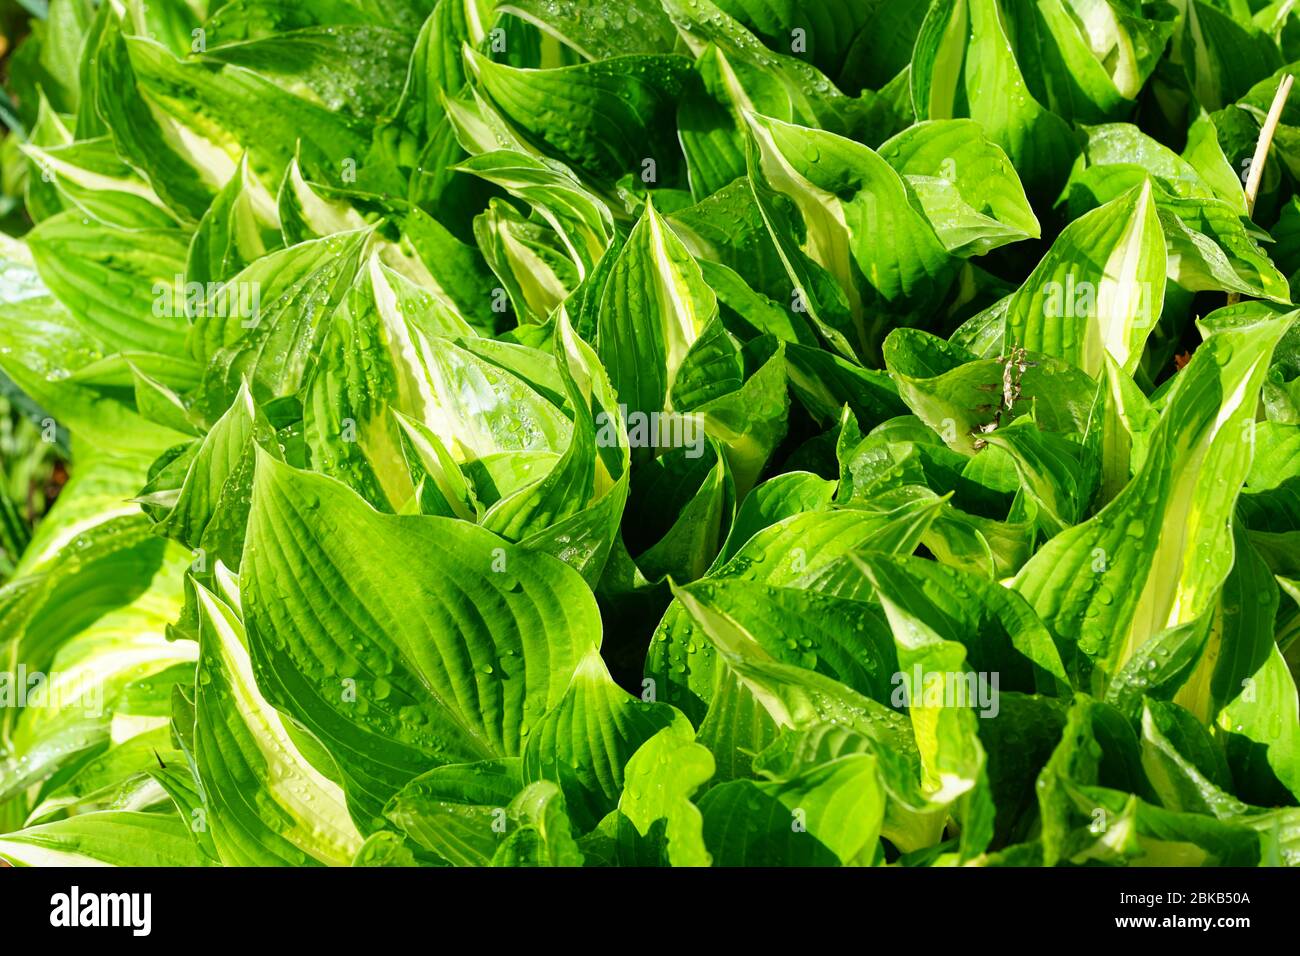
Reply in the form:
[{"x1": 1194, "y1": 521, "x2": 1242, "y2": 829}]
[{"x1": 1228, "y1": 73, "x2": 1294, "y2": 305}]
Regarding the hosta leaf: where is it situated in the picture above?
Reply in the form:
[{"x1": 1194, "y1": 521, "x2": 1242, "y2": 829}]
[
  {"x1": 241, "y1": 454, "x2": 601, "y2": 825},
  {"x1": 276, "y1": 156, "x2": 367, "y2": 247},
  {"x1": 497, "y1": 0, "x2": 677, "y2": 60},
  {"x1": 1036, "y1": 694, "x2": 1260, "y2": 866},
  {"x1": 1005, "y1": 182, "x2": 1167, "y2": 378},
  {"x1": 1183, "y1": 108, "x2": 1249, "y2": 214},
  {"x1": 667, "y1": 179, "x2": 791, "y2": 305},
  {"x1": 24, "y1": 724, "x2": 180, "y2": 824},
  {"x1": 0, "y1": 535, "x2": 197, "y2": 802},
  {"x1": 3, "y1": 0, "x2": 1300, "y2": 874},
  {"x1": 707, "y1": 0, "x2": 926, "y2": 94},
  {"x1": 850, "y1": 552, "x2": 1068, "y2": 693},
  {"x1": 1010, "y1": 0, "x2": 1176, "y2": 123},
  {"x1": 698, "y1": 754, "x2": 885, "y2": 865},
  {"x1": 0, "y1": 294, "x2": 190, "y2": 458},
  {"x1": 27, "y1": 211, "x2": 191, "y2": 356},
  {"x1": 302, "y1": 267, "x2": 422, "y2": 513},
  {"x1": 675, "y1": 577, "x2": 902, "y2": 706},
  {"x1": 1072, "y1": 123, "x2": 1220, "y2": 201},
  {"x1": 455, "y1": 149, "x2": 614, "y2": 276},
  {"x1": 883, "y1": 328, "x2": 1098, "y2": 455},
  {"x1": 384, "y1": 757, "x2": 522, "y2": 866},
  {"x1": 9, "y1": 0, "x2": 93, "y2": 118},
  {"x1": 1014, "y1": 303, "x2": 1298, "y2": 688},
  {"x1": 1064, "y1": 129, "x2": 1289, "y2": 302},
  {"x1": 647, "y1": 493, "x2": 944, "y2": 722},
  {"x1": 490, "y1": 780, "x2": 585, "y2": 866},
  {"x1": 94, "y1": 17, "x2": 231, "y2": 220},
  {"x1": 351, "y1": 831, "x2": 422, "y2": 867},
  {"x1": 1219, "y1": 642, "x2": 1300, "y2": 803},
  {"x1": 720, "y1": 471, "x2": 837, "y2": 563},
  {"x1": 522, "y1": 651, "x2": 678, "y2": 831},
  {"x1": 120, "y1": 30, "x2": 372, "y2": 193},
  {"x1": 692, "y1": 340, "x2": 789, "y2": 496},
  {"x1": 19, "y1": 135, "x2": 179, "y2": 229},
  {"x1": 672, "y1": 583, "x2": 948, "y2": 857},
  {"x1": 616, "y1": 716, "x2": 714, "y2": 866},
  {"x1": 851, "y1": 554, "x2": 997, "y2": 860},
  {"x1": 982, "y1": 420, "x2": 1100, "y2": 537},
  {"x1": 663, "y1": 0, "x2": 883, "y2": 198},
  {"x1": 596, "y1": 199, "x2": 718, "y2": 422},
  {"x1": 474, "y1": 197, "x2": 579, "y2": 321},
  {"x1": 399, "y1": 333, "x2": 572, "y2": 465},
  {"x1": 131, "y1": 362, "x2": 198, "y2": 434},
  {"x1": 465, "y1": 48, "x2": 692, "y2": 184},
  {"x1": 0, "y1": 810, "x2": 205, "y2": 866},
  {"x1": 785, "y1": 344, "x2": 908, "y2": 425},
  {"x1": 193, "y1": 575, "x2": 363, "y2": 866},
  {"x1": 912, "y1": 0, "x2": 1078, "y2": 204},
  {"x1": 1176, "y1": 0, "x2": 1283, "y2": 112},
  {"x1": 188, "y1": 154, "x2": 283, "y2": 287},
  {"x1": 1157, "y1": 196, "x2": 1292, "y2": 302},
  {"x1": 22, "y1": 94, "x2": 74, "y2": 223},
  {"x1": 628, "y1": 442, "x2": 736, "y2": 583},
  {"x1": 139, "y1": 382, "x2": 279, "y2": 569},
  {"x1": 189, "y1": 228, "x2": 371, "y2": 420},
  {"x1": 199, "y1": 27, "x2": 412, "y2": 122},
  {"x1": 744, "y1": 111, "x2": 957, "y2": 359},
  {"x1": 877, "y1": 119, "x2": 1040, "y2": 257}
]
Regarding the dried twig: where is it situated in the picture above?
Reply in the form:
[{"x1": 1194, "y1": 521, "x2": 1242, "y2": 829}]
[
  {"x1": 971, "y1": 348, "x2": 1034, "y2": 448},
  {"x1": 1228, "y1": 73, "x2": 1294, "y2": 305}
]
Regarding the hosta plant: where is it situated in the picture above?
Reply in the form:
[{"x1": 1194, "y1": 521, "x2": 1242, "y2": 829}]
[{"x1": 0, "y1": 0, "x2": 1299, "y2": 868}]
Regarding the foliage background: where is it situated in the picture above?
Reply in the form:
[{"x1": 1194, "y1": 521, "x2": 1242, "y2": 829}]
[{"x1": 0, "y1": 0, "x2": 1297, "y2": 867}]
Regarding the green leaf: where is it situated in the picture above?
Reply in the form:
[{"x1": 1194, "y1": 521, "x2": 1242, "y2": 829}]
[
  {"x1": 851, "y1": 552, "x2": 1068, "y2": 693},
  {"x1": 878, "y1": 119, "x2": 1040, "y2": 257},
  {"x1": 1177, "y1": 0, "x2": 1284, "y2": 112},
  {"x1": 188, "y1": 155, "x2": 283, "y2": 286},
  {"x1": 189, "y1": 228, "x2": 371, "y2": 420},
  {"x1": 616, "y1": 716, "x2": 714, "y2": 866},
  {"x1": 699, "y1": 753, "x2": 885, "y2": 865},
  {"x1": 199, "y1": 27, "x2": 412, "y2": 122},
  {"x1": 384, "y1": 757, "x2": 522, "y2": 866},
  {"x1": 663, "y1": 0, "x2": 885, "y2": 198},
  {"x1": 647, "y1": 493, "x2": 943, "y2": 722},
  {"x1": 596, "y1": 199, "x2": 718, "y2": 423},
  {"x1": 139, "y1": 382, "x2": 278, "y2": 568},
  {"x1": 982, "y1": 420, "x2": 1099, "y2": 537},
  {"x1": 0, "y1": 528, "x2": 197, "y2": 802},
  {"x1": 241, "y1": 453, "x2": 601, "y2": 825},
  {"x1": 497, "y1": 0, "x2": 678, "y2": 60},
  {"x1": 744, "y1": 111, "x2": 957, "y2": 360},
  {"x1": 1005, "y1": 182, "x2": 1167, "y2": 378},
  {"x1": 1014, "y1": 303, "x2": 1298, "y2": 688},
  {"x1": 522, "y1": 651, "x2": 678, "y2": 831},
  {"x1": 490, "y1": 780, "x2": 585, "y2": 866},
  {"x1": 466, "y1": 48, "x2": 692, "y2": 183},
  {"x1": 27, "y1": 212, "x2": 190, "y2": 356},
  {"x1": 912, "y1": 0, "x2": 1078, "y2": 203},
  {"x1": 0, "y1": 810, "x2": 206, "y2": 866},
  {"x1": 193, "y1": 572, "x2": 363, "y2": 865},
  {"x1": 883, "y1": 328, "x2": 1098, "y2": 455}
]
